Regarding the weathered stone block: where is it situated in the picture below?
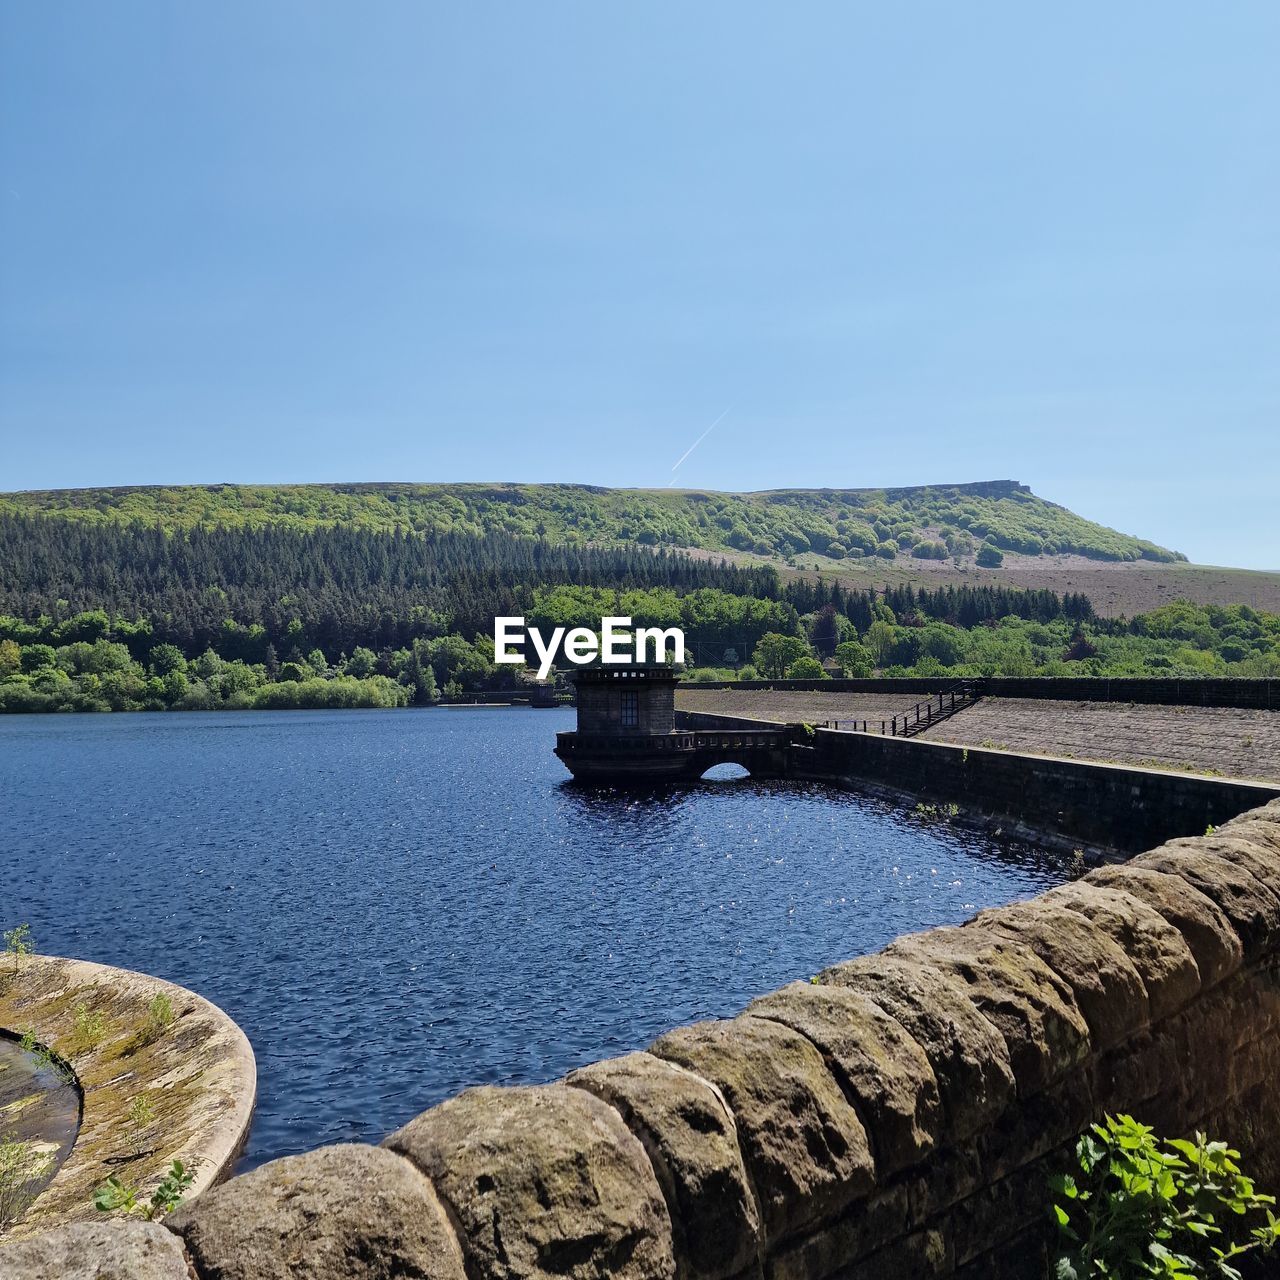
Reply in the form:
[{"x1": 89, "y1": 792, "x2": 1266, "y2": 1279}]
[
  {"x1": 828, "y1": 1225, "x2": 953, "y2": 1280},
  {"x1": 1131, "y1": 846, "x2": 1280, "y2": 960},
  {"x1": 1041, "y1": 881, "x2": 1200, "y2": 1021},
  {"x1": 1084, "y1": 865, "x2": 1242, "y2": 988},
  {"x1": 383, "y1": 1084, "x2": 676, "y2": 1280},
  {"x1": 648, "y1": 1016, "x2": 873, "y2": 1245},
  {"x1": 0, "y1": 1220, "x2": 191, "y2": 1280},
  {"x1": 746, "y1": 981, "x2": 943, "y2": 1175},
  {"x1": 1195, "y1": 1071, "x2": 1280, "y2": 1190},
  {"x1": 949, "y1": 1153, "x2": 1057, "y2": 1267},
  {"x1": 565, "y1": 1052, "x2": 760, "y2": 1280},
  {"x1": 1093, "y1": 1024, "x2": 1183, "y2": 1116},
  {"x1": 763, "y1": 1181, "x2": 915, "y2": 1280},
  {"x1": 953, "y1": 1225, "x2": 1050, "y2": 1280},
  {"x1": 885, "y1": 926, "x2": 1090, "y2": 1095},
  {"x1": 1219, "y1": 806, "x2": 1280, "y2": 858},
  {"x1": 1163, "y1": 967, "x2": 1280, "y2": 1115},
  {"x1": 974, "y1": 901, "x2": 1149, "y2": 1051},
  {"x1": 1167, "y1": 834, "x2": 1280, "y2": 904},
  {"x1": 167, "y1": 1143, "x2": 464, "y2": 1280},
  {"x1": 975, "y1": 1067, "x2": 1094, "y2": 1185},
  {"x1": 820, "y1": 954, "x2": 1015, "y2": 1143},
  {"x1": 903, "y1": 1142, "x2": 986, "y2": 1228}
]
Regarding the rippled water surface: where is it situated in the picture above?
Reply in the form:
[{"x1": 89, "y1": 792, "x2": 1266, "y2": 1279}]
[{"x1": 1, "y1": 708, "x2": 1069, "y2": 1167}]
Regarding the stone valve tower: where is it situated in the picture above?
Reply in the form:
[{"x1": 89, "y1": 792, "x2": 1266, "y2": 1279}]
[{"x1": 553, "y1": 664, "x2": 790, "y2": 784}]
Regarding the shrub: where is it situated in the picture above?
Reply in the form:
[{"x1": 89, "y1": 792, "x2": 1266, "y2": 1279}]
[
  {"x1": 72, "y1": 1002, "x2": 107, "y2": 1051},
  {"x1": 786, "y1": 656, "x2": 828, "y2": 679},
  {"x1": 976, "y1": 544, "x2": 1004, "y2": 568},
  {"x1": 0, "y1": 682, "x2": 56, "y2": 713},
  {"x1": 126, "y1": 1094, "x2": 156, "y2": 1156},
  {"x1": 94, "y1": 1159, "x2": 194, "y2": 1222},
  {"x1": 4, "y1": 922, "x2": 34, "y2": 964},
  {"x1": 1050, "y1": 1114, "x2": 1280, "y2": 1278},
  {"x1": 145, "y1": 993, "x2": 175, "y2": 1040},
  {"x1": 911, "y1": 540, "x2": 947, "y2": 560}
]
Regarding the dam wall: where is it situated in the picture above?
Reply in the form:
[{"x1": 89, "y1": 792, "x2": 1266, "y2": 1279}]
[
  {"x1": 7, "y1": 801, "x2": 1280, "y2": 1280},
  {"x1": 677, "y1": 709, "x2": 1280, "y2": 857}
]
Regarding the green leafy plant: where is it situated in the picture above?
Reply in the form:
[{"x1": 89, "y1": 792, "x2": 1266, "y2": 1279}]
[
  {"x1": 913, "y1": 801, "x2": 960, "y2": 821},
  {"x1": 144, "y1": 993, "x2": 175, "y2": 1040},
  {"x1": 73, "y1": 1001, "x2": 107, "y2": 1050},
  {"x1": 94, "y1": 1159, "x2": 194, "y2": 1221},
  {"x1": 3, "y1": 923, "x2": 33, "y2": 968},
  {"x1": 1050, "y1": 1114, "x2": 1280, "y2": 1278},
  {"x1": 126, "y1": 1094, "x2": 156, "y2": 1156}
]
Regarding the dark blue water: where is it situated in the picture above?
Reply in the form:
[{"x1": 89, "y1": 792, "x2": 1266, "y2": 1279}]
[{"x1": 1, "y1": 708, "x2": 1068, "y2": 1167}]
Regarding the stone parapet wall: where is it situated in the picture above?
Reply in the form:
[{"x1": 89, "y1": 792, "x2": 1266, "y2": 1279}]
[{"x1": 6, "y1": 802, "x2": 1280, "y2": 1279}]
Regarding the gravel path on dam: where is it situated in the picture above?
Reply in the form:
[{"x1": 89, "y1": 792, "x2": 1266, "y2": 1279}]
[
  {"x1": 676, "y1": 689, "x2": 1280, "y2": 782},
  {"x1": 918, "y1": 698, "x2": 1280, "y2": 782}
]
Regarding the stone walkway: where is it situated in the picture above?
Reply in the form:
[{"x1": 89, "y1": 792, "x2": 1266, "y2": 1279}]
[{"x1": 917, "y1": 698, "x2": 1280, "y2": 782}]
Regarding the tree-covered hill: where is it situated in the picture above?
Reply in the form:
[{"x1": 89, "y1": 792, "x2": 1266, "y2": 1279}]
[
  {"x1": 0, "y1": 479, "x2": 1184, "y2": 564},
  {"x1": 2, "y1": 506, "x2": 1274, "y2": 716}
]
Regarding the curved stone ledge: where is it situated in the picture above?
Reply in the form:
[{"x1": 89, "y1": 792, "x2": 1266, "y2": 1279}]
[
  {"x1": 0, "y1": 955, "x2": 255, "y2": 1243},
  {"x1": 5, "y1": 797, "x2": 1280, "y2": 1279}
]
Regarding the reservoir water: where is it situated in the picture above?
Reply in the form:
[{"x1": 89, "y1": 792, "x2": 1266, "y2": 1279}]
[{"x1": 1, "y1": 708, "x2": 1069, "y2": 1168}]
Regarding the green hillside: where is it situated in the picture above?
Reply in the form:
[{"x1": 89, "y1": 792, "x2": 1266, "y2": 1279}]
[{"x1": 0, "y1": 479, "x2": 1183, "y2": 564}]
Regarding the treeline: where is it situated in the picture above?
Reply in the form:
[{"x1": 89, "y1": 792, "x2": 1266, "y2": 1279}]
[
  {"x1": 786, "y1": 578, "x2": 1094, "y2": 633},
  {"x1": 0, "y1": 513, "x2": 778, "y2": 658},
  {"x1": 6, "y1": 508, "x2": 1242, "y2": 715},
  {"x1": 0, "y1": 514, "x2": 1099, "y2": 664},
  {"x1": 845, "y1": 601, "x2": 1280, "y2": 680}
]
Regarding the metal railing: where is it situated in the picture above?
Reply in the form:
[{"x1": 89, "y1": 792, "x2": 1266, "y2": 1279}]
[{"x1": 825, "y1": 679, "x2": 984, "y2": 738}]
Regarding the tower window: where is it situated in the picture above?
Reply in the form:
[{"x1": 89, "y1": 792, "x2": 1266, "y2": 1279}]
[{"x1": 620, "y1": 690, "x2": 639, "y2": 728}]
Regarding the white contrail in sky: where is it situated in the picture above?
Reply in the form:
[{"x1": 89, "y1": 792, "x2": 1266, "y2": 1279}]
[{"x1": 668, "y1": 407, "x2": 731, "y2": 485}]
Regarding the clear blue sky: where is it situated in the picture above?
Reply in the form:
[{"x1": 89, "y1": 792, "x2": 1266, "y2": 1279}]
[{"x1": 2, "y1": 3, "x2": 1276, "y2": 568}]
